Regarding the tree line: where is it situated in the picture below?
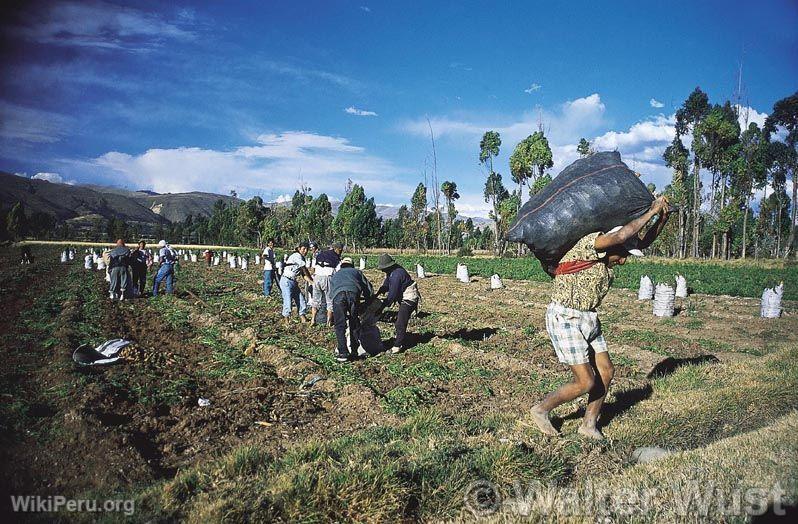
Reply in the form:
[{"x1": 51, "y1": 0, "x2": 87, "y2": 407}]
[{"x1": 3, "y1": 90, "x2": 795, "y2": 259}]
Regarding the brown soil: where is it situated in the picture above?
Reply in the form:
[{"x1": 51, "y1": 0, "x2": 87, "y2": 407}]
[{"x1": 2, "y1": 247, "x2": 796, "y2": 518}]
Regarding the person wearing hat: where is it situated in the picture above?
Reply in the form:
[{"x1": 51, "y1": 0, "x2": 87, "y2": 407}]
[
  {"x1": 329, "y1": 256, "x2": 373, "y2": 361},
  {"x1": 153, "y1": 240, "x2": 177, "y2": 296},
  {"x1": 375, "y1": 253, "x2": 420, "y2": 354},
  {"x1": 280, "y1": 241, "x2": 314, "y2": 324},
  {"x1": 529, "y1": 196, "x2": 670, "y2": 440},
  {"x1": 310, "y1": 242, "x2": 344, "y2": 325}
]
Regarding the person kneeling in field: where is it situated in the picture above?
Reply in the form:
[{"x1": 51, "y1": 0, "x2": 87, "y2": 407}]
[
  {"x1": 529, "y1": 196, "x2": 670, "y2": 440},
  {"x1": 329, "y1": 257, "x2": 373, "y2": 362}
]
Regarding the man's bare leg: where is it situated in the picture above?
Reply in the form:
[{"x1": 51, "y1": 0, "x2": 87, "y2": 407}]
[
  {"x1": 529, "y1": 363, "x2": 595, "y2": 436},
  {"x1": 326, "y1": 310, "x2": 333, "y2": 326},
  {"x1": 579, "y1": 352, "x2": 614, "y2": 440}
]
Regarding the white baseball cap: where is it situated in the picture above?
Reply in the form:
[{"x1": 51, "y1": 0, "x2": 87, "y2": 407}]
[
  {"x1": 605, "y1": 226, "x2": 644, "y2": 257},
  {"x1": 158, "y1": 240, "x2": 167, "y2": 247}
]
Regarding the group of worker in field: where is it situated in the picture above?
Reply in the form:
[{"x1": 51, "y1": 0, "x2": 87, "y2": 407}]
[
  {"x1": 87, "y1": 239, "x2": 179, "y2": 300},
  {"x1": 69, "y1": 185, "x2": 671, "y2": 441},
  {"x1": 263, "y1": 239, "x2": 419, "y2": 362}
]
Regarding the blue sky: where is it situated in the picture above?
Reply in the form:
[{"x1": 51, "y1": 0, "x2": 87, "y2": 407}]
[{"x1": 1, "y1": 0, "x2": 796, "y2": 217}]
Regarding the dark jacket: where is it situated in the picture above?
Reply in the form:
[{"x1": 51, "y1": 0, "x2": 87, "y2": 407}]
[
  {"x1": 315, "y1": 249, "x2": 341, "y2": 269},
  {"x1": 130, "y1": 249, "x2": 149, "y2": 269},
  {"x1": 329, "y1": 267, "x2": 373, "y2": 301},
  {"x1": 378, "y1": 266, "x2": 414, "y2": 308},
  {"x1": 108, "y1": 246, "x2": 131, "y2": 269}
]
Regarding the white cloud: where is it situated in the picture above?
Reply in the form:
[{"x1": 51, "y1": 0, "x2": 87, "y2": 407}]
[
  {"x1": 591, "y1": 114, "x2": 676, "y2": 152},
  {"x1": 360, "y1": 6, "x2": 371, "y2": 12},
  {"x1": 402, "y1": 93, "x2": 606, "y2": 148},
  {"x1": 274, "y1": 194, "x2": 292, "y2": 203},
  {"x1": 32, "y1": 172, "x2": 63, "y2": 183},
  {"x1": 524, "y1": 83, "x2": 542, "y2": 93},
  {"x1": 735, "y1": 104, "x2": 768, "y2": 129},
  {"x1": 449, "y1": 62, "x2": 473, "y2": 71},
  {"x1": 92, "y1": 131, "x2": 413, "y2": 199},
  {"x1": 11, "y1": 1, "x2": 195, "y2": 51},
  {"x1": 259, "y1": 61, "x2": 362, "y2": 92},
  {"x1": 28, "y1": 172, "x2": 76, "y2": 185},
  {"x1": 344, "y1": 106, "x2": 378, "y2": 117},
  {"x1": 0, "y1": 101, "x2": 72, "y2": 143},
  {"x1": 650, "y1": 98, "x2": 664, "y2": 108}
]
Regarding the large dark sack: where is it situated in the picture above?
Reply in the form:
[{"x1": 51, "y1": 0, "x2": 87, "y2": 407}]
[
  {"x1": 358, "y1": 323, "x2": 383, "y2": 356},
  {"x1": 358, "y1": 296, "x2": 384, "y2": 356},
  {"x1": 507, "y1": 151, "x2": 653, "y2": 276}
]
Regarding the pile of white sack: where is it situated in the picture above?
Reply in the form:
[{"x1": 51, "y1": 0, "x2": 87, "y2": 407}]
[
  {"x1": 675, "y1": 275, "x2": 688, "y2": 298},
  {"x1": 760, "y1": 283, "x2": 784, "y2": 318},
  {"x1": 456, "y1": 263, "x2": 470, "y2": 283},
  {"x1": 490, "y1": 274, "x2": 503, "y2": 289},
  {"x1": 652, "y1": 283, "x2": 675, "y2": 317},
  {"x1": 638, "y1": 275, "x2": 654, "y2": 300}
]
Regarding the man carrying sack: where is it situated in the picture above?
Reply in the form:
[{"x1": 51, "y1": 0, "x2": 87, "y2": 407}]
[{"x1": 529, "y1": 196, "x2": 670, "y2": 440}]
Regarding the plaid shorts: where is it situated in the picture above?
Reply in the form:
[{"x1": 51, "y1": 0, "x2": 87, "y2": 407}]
[{"x1": 545, "y1": 302, "x2": 608, "y2": 366}]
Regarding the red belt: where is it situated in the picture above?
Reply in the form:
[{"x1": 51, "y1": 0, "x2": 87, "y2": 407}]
[{"x1": 554, "y1": 260, "x2": 598, "y2": 276}]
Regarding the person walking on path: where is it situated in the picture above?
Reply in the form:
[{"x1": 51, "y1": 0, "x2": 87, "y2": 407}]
[
  {"x1": 108, "y1": 239, "x2": 131, "y2": 301},
  {"x1": 375, "y1": 254, "x2": 420, "y2": 354},
  {"x1": 129, "y1": 240, "x2": 151, "y2": 297},
  {"x1": 310, "y1": 242, "x2": 343, "y2": 325},
  {"x1": 152, "y1": 240, "x2": 177, "y2": 296},
  {"x1": 280, "y1": 241, "x2": 314, "y2": 324},
  {"x1": 529, "y1": 196, "x2": 670, "y2": 440},
  {"x1": 262, "y1": 239, "x2": 277, "y2": 296},
  {"x1": 329, "y1": 257, "x2": 373, "y2": 362}
]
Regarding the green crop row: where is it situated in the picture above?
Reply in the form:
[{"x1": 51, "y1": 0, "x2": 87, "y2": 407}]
[{"x1": 357, "y1": 255, "x2": 797, "y2": 301}]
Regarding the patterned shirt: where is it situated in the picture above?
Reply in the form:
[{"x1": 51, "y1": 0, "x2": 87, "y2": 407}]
[{"x1": 550, "y1": 232, "x2": 613, "y2": 311}]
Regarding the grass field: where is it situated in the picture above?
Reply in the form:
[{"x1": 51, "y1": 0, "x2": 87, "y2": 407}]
[{"x1": 1, "y1": 245, "x2": 797, "y2": 522}]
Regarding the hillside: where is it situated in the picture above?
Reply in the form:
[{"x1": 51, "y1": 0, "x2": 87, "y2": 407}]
[
  {"x1": 0, "y1": 172, "x2": 169, "y2": 226},
  {"x1": 1, "y1": 172, "x2": 492, "y2": 229},
  {"x1": 0, "y1": 173, "x2": 239, "y2": 226}
]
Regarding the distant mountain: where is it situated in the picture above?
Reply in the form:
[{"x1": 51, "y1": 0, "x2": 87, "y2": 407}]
[
  {"x1": 1, "y1": 172, "x2": 491, "y2": 231},
  {"x1": 0, "y1": 172, "x2": 238, "y2": 230},
  {"x1": 82, "y1": 184, "x2": 239, "y2": 223}
]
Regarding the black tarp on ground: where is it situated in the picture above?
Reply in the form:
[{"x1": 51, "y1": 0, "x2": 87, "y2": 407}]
[{"x1": 507, "y1": 151, "x2": 653, "y2": 276}]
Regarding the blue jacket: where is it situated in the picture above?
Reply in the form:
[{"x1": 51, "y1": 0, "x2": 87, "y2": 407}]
[
  {"x1": 329, "y1": 267, "x2": 373, "y2": 301},
  {"x1": 108, "y1": 246, "x2": 131, "y2": 269},
  {"x1": 378, "y1": 266, "x2": 414, "y2": 308},
  {"x1": 315, "y1": 249, "x2": 341, "y2": 269}
]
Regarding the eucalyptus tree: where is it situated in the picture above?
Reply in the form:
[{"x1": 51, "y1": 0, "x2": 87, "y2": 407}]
[
  {"x1": 734, "y1": 123, "x2": 769, "y2": 258},
  {"x1": 483, "y1": 172, "x2": 510, "y2": 255},
  {"x1": 692, "y1": 102, "x2": 740, "y2": 258},
  {"x1": 675, "y1": 87, "x2": 711, "y2": 257},
  {"x1": 663, "y1": 135, "x2": 690, "y2": 257},
  {"x1": 764, "y1": 91, "x2": 798, "y2": 257},
  {"x1": 441, "y1": 180, "x2": 460, "y2": 254},
  {"x1": 479, "y1": 131, "x2": 502, "y2": 253}
]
